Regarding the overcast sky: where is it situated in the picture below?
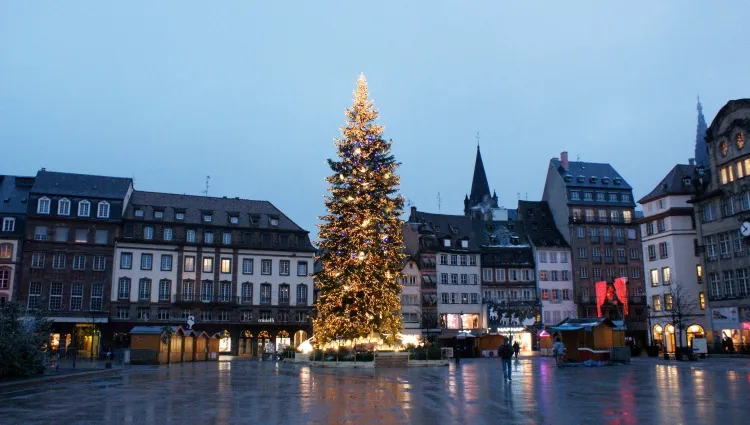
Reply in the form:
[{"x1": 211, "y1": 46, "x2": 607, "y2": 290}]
[{"x1": 2, "y1": 1, "x2": 749, "y2": 236}]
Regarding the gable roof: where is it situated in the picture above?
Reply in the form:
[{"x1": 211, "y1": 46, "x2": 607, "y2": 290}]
[
  {"x1": 638, "y1": 164, "x2": 696, "y2": 204},
  {"x1": 551, "y1": 159, "x2": 633, "y2": 190},
  {"x1": 126, "y1": 190, "x2": 310, "y2": 234},
  {"x1": 31, "y1": 170, "x2": 132, "y2": 199},
  {"x1": 517, "y1": 200, "x2": 570, "y2": 249},
  {"x1": 0, "y1": 175, "x2": 35, "y2": 214},
  {"x1": 472, "y1": 219, "x2": 534, "y2": 266},
  {"x1": 407, "y1": 209, "x2": 480, "y2": 251}
]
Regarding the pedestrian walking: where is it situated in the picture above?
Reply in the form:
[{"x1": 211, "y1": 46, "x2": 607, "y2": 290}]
[
  {"x1": 512, "y1": 341, "x2": 520, "y2": 359},
  {"x1": 553, "y1": 337, "x2": 566, "y2": 366},
  {"x1": 499, "y1": 341, "x2": 513, "y2": 381}
]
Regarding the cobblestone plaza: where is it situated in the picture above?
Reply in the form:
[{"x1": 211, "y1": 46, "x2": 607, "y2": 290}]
[{"x1": 1, "y1": 357, "x2": 749, "y2": 424}]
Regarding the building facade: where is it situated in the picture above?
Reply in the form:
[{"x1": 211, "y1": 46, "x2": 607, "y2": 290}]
[
  {"x1": 518, "y1": 200, "x2": 575, "y2": 328},
  {"x1": 692, "y1": 98, "x2": 750, "y2": 352},
  {"x1": 542, "y1": 152, "x2": 648, "y2": 344},
  {"x1": 0, "y1": 175, "x2": 35, "y2": 303},
  {"x1": 18, "y1": 170, "x2": 133, "y2": 358},
  {"x1": 110, "y1": 191, "x2": 316, "y2": 355},
  {"x1": 639, "y1": 164, "x2": 709, "y2": 353},
  {"x1": 399, "y1": 256, "x2": 422, "y2": 342}
]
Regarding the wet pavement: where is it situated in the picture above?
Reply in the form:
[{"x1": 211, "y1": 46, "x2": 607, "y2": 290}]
[{"x1": 1, "y1": 356, "x2": 749, "y2": 425}]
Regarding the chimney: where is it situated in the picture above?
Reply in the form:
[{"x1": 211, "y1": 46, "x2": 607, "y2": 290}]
[
  {"x1": 689, "y1": 158, "x2": 695, "y2": 166},
  {"x1": 560, "y1": 151, "x2": 569, "y2": 170},
  {"x1": 410, "y1": 206, "x2": 417, "y2": 220}
]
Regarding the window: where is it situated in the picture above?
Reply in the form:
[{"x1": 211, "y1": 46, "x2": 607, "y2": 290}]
[
  {"x1": 659, "y1": 242, "x2": 669, "y2": 259},
  {"x1": 27, "y1": 282, "x2": 42, "y2": 309},
  {"x1": 2, "y1": 218, "x2": 15, "y2": 232},
  {"x1": 260, "y1": 283, "x2": 271, "y2": 304},
  {"x1": 577, "y1": 227, "x2": 585, "y2": 238},
  {"x1": 52, "y1": 253, "x2": 66, "y2": 269},
  {"x1": 73, "y1": 255, "x2": 86, "y2": 270},
  {"x1": 75, "y1": 229, "x2": 87, "y2": 243},
  {"x1": 663, "y1": 294, "x2": 673, "y2": 311},
  {"x1": 37, "y1": 197, "x2": 50, "y2": 214},
  {"x1": 701, "y1": 203, "x2": 716, "y2": 222},
  {"x1": 0, "y1": 268, "x2": 8, "y2": 289},
  {"x1": 297, "y1": 261, "x2": 308, "y2": 276},
  {"x1": 460, "y1": 293, "x2": 468, "y2": 304},
  {"x1": 49, "y1": 282, "x2": 62, "y2": 310},
  {"x1": 579, "y1": 268, "x2": 589, "y2": 278},
  {"x1": 90, "y1": 283, "x2": 103, "y2": 311},
  {"x1": 141, "y1": 254, "x2": 153, "y2": 270},
  {"x1": 469, "y1": 255, "x2": 477, "y2": 266},
  {"x1": 279, "y1": 260, "x2": 290, "y2": 276},
  {"x1": 539, "y1": 252, "x2": 548, "y2": 263},
  {"x1": 278, "y1": 284, "x2": 290, "y2": 304},
  {"x1": 593, "y1": 268, "x2": 601, "y2": 278},
  {"x1": 203, "y1": 257, "x2": 214, "y2": 273},
  {"x1": 221, "y1": 258, "x2": 232, "y2": 274},
  {"x1": 648, "y1": 245, "x2": 656, "y2": 261},
  {"x1": 440, "y1": 274, "x2": 448, "y2": 284},
  {"x1": 230, "y1": 215, "x2": 239, "y2": 224},
  {"x1": 161, "y1": 255, "x2": 173, "y2": 271},
  {"x1": 551, "y1": 270, "x2": 559, "y2": 281},
  {"x1": 219, "y1": 281, "x2": 232, "y2": 302},
  {"x1": 94, "y1": 229, "x2": 108, "y2": 244},
  {"x1": 243, "y1": 259, "x2": 254, "y2": 274},
  {"x1": 184, "y1": 256, "x2": 195, "y2": 272},
  {"x1": 201, "y1": 281, "x2": 214, "y2": 302},
  {"x1": 141, "y1": 226, "x2": 154, "y2": 240},
  {"x1": 710, "y1": 273, "x2": 720, "y2": 298},
  {"x1": 737, "y1": 269, "x2": 749, "y2": 297},
  {"x1": 154, "y1": 210, "x2": 164, "y2": 219},
  {"x1": 461, "y1": 240, "x2": 469, "y2": 248},
  {"x1": 117, "y1": 307, "x2": 130, "y2": 319},
  {"x1": 699, "y1": 292, "x2": 706, "y2": 310},
  {"x1": 57, "y1": 198, "x2": 71, "y2": 216},
  {"x1": 439, "y1": 254, "x2": 447, "y2": 265},
  {"x1": 696, "y1": 265, "x2": 703, "y2": 284},
  {"x1": 199, "y1": 310, "x2": 212, "y2": 321},
  {"x1": 443, "y1": 239, "x2": 451, "y2": 247},
  {"x1": 134, "y1": 208, "x2": 144, "y2": 217},
  {"x1": 723, "y1": 197, "x2": 735, "y2": 217},
  {"x1": 69, "y1": 282, "x2": 83, "y2": 311},
  {"x1": 471, "y1": 274, "x2": 478, "y2": 285},
  {"x1": 450, "y1": 255, "x2": 458, "y2": 265},
  {"x1": 204, "y1": 231, "x2": 214, "y2": 244},
  {"x1": 120, "y1": 252, "x2": 132, "y2": 269},
  {"x1": 652, "y1": 295, "x2": 662, "y2": 311},
  {"x1": 97, "y1": 201, "x2": 110, "y2": 218},
  {"x1": 650, "y1": 269, "x2": 659, "y2": 286},
  {"x1": 240, "y1": 310, "x2": 252, "y2": 321},
  {"x1": 31, "y1": 252, "x2": 45, "y2": 268},
  {"x1": 297, "y1": 284, "x2": 308, "y2": 305},
  {"x1": 159, "y1": 280, "x2": 171, "y2": 301},
  {"x1": 550, "y1": 252, "x2": 558, "y2": 263},
  {"x1": 719, "y1": 233, "x2": 731, "y2": 258},
  {"x1": 158, "y1": 308, "x2": 170, "y2": 320},
  {"x1": 138, "y1": 279, "x2": 152, "y2": 300},
  {"x1": 596, "y1": 192, "x2": 605, "y2": 201},
  {"x1": 470, "y1": 293, "x2": 478, "y2": 304},
  {"x1": 561, "y1": 270, "x2": 570, "y2": 281},
  {"x1": 450, "y1": 274, "x2": 458, "y2": 285},
  {"x1": 187, "y1": 230, "x2": 196, "y2": 243},
  {"x1": 203, "y1": 214, "x2": 213, "y2": 223},
  {"x1": 241, "y1": 282, "x2": 253, "y2": 303},
  {"x1": 570, "y1": 191, "x2": 580, "y2": 201},
  {"x1": 34, "y1": 226, "x2": 49, "y2": 241},
  {"x1": 495, "y1": 269, "x2": 505, "y2": 281},
  {"x1": 724, "y1": 271, "x2": 736, "y2": 297},
  {"x1": 631, "y1": 268, "x2": 640, "y2": 279},
  {"x1": 182, "y1": 281, "x2": 194, "y2": 301},
  {"x1": 629, "y1": 248, "x2": 639, "y2": 260},
  {"x1": 176, "y1": 212, "x2": 185, "y2": 220},
  {"x1": 661, "y1": 267, "x2": 671, "y2": 285},
  {"x1": 163, "y1": 228, "x2": 173, "y2": 241},
  {"x1": 222, "y1": 232, "x2": 232, "y2": 245},
  {"x1": 78, "y1": 200, "x2": 90, "y2": 217},
  {"x1": 93, "y1": 256, "x2": 106, "y2": 271},
  {"x1": 136, "y1": 307, "x2": 151, "y2": 320},
  {"x1": 261, "y1": 259, "x2": 272, "y2": 275},
  {"x1": 578, "y1": 247, "x2": 587, "y2": 259},
  {"x1": 584, "y1": 192, "x2": 593, "y2": 201},
  {"x1": 705, "y1": 235, "x2": 718, "y2": 260},
  {"x1": 459, "y1": 255, "x2": 467, "y2": 266},
  {"x1": 460, "y1": 274, "x2": 468, "y2": 285},
  {"x1": 483, "y1": 268, "x2": 494, "y2": 281},
  {"x1": 733, "y1": 231, "x2": 745, "y2": 255},
  {"x1": 441, "y1": 293, "x2": 449, "y2": 304}
]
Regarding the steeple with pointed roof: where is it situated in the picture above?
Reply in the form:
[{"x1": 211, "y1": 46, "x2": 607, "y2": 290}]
[
  {"x1": 464, "y1": 144, "x2": 499, "y2": 217},
  {"x1": 695, "y1": 96, "x2": 709, "y2": 168}
]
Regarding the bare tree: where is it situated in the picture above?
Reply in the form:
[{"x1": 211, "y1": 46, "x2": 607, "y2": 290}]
[{"x1": 662, "y1": 282, "x2": 702, "y2": 350}]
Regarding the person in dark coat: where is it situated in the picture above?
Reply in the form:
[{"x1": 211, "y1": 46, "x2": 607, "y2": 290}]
[
  {"x1": 512, "y1": 341, "x2": 520, "y2": 359},
  {"x1": 499, "y1": 341, "x2": 513, "y2": 381}
]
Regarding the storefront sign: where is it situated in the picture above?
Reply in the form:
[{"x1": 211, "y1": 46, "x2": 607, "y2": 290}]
[
  {"x1": 496, "y1": 327, "x2": 526, "y2": 333},
  {"x1": 711, "y1": 307, "x2": 739, "y2": 329},
  {"x1": 258, "y1": 318, "x2": 275, "y2": 323},
  {"x1": 742, "y1": 322, "x2": 750, "y2": 331}
]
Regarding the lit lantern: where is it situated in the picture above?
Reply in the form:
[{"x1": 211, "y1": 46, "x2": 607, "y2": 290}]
[{"x1": 357, "y1": 251, "x2": 366, "y2": 261}]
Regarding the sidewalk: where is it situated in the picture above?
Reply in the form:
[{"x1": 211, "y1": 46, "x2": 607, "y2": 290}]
[{"x1": 0, "y1": 360, "x2": 122, "y2": 391}]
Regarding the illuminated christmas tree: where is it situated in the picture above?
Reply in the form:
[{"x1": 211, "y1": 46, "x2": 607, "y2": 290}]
[{"x1": 314, "y1": 74, "x2": 405, "y2": 345}]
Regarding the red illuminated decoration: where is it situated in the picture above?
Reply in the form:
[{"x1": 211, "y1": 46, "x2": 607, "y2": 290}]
[
  {"x1": 614, "y1": 278, "x2": 628, "y2": 316},
  {"x1": 595, "y1": 281, "x2": 607, "y2": 317}
]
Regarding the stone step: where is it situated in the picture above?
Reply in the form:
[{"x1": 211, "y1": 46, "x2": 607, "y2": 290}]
[{"x1": 375, "y1": 352, "x2": 410, "y2": 368}]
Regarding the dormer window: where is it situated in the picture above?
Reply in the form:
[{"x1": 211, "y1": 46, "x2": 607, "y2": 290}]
[
  {"x1": 175, "y1": 211, "x2": 185, "y2": 220},
  {"x1": 97, "y1": 201, "x2": 110, "y2": 218},
  {"x1": 269, "y1": 217, "x2": 279, "y2": 226},
  {"x1": 682, "y1": 177, "x2": 692, "y2": 186},
  {"x1": 461, "y1": 240, "x2": 469, "y2": 248},
  {"x1": 563, "y1": 175, "x2": 572, "y2": 182},
  {"x1": 577, "y1": 176, "x2": 585, "y2": 183},
  {"x1": 443, "y1": 238, "x2": 451, "y2": 247},
  {"x1": 511, "y1": 236, "x2": 520, "y2": 245},
  {"x1": 203, "y1": 214, "x2": 213, "y2": 223},
  {"x1": 589, "y1": 176, "x2": 598, "y2": 183},
  {"x1": 78, "y1": 200, "x2": 90, "y2": 217},
  {"x1": 602, "y1": 177, "x2": 610, "y2": 184},
  {"x1": 154, "y1": 210, "x2": 164, "y2": 219},
  {"x1": 57, "y1": 198, "x2": 71, "y2": 216},
  {"x1": 613, "y1": 178, "x2": 622, "y2": 185},
  {"x1": 249, "y1": 215, "x2": 260, "y2": 226},
  {"x1": 230, "y1": 216, "x2": 239, "y2": 225},
  {"x1": 37, "y1": 197, "x2": 50, "y2": 214},
  {"x1": 134, "y1": 208, "x2": 144, "y2": 217}
]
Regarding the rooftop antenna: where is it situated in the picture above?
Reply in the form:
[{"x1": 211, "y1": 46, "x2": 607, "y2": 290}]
[
  {"x1": 203, "y1": 176, "x2": 211, "y2": 196},
  {"x1": 475, "y1": 132, "x2": 481, "y2": 148},
  {"x1": 577, "y1": 154, "x2": 581, "y2": 161},
  {"x1": 517, "y1": 192, "x2": 520, "y2": 200},
  {"x1": 437, "y1": 192, "x2": 442, "y2": 213},
  {"x1": 525, "y1": 193, "x2": 528, "y2": 200}
]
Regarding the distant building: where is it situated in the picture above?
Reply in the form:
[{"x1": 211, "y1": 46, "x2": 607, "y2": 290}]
[
  {"x1": 691, "y1": 98, "x2": 750, "y2": 352},
  {"x1": 542, "y1": 152, "x2": 647, "y2": 344},
  {"x1": 639, "y1": 163, "x2": 709, "y2": 353},
  {"x1": 399, "y1": 255, "x2": 422, "y2": 342},
  {"x1": 518, "y1": 200, "x2": 575, "y2": 328},
  {"x1": 0, "y1": 175, "x2": 35, "y2": 303}
]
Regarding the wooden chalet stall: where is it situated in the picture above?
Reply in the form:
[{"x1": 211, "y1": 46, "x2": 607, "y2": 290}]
[
  {"x1": 193, "y1": 331, "x2": 209, "y2": 362},
  {"x1": 207, "y1": 332, "x2": 221, "y2": 361},
  {"x1": 129, "y1": 326, "x2": 187, "y2": 365},
  {"x1": 182, "y1": 329, "x2": 195, "y2": 362},
  {"x1": 549, "y1": 318, "x2": 624, "y2": 363}
]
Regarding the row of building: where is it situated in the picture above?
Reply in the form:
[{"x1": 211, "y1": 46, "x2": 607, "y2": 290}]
[
  {"x1": 397, "y1": 98, "x2": 750, "y2": 355},
  {"x1": 0, "y1": 171, "x2": 316, "y2": 358}
]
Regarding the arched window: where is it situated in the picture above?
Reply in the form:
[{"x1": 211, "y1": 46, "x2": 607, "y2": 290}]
[
  {"x1": 260, "y1": 283, "x2": 272, "y2": 304},
  {"x1": 296, "y1": 284, "x2": 308, "y2": 305},
  {"x1": 78, "y1": 200, "x2": 91, "y2": 217},
  {"x1": 279, "y1": 283, "x2": 290, "y2": 304},
  {"x1": 722, "y1": 197, "x2": 735, "y2": 217},
  {"x1": 97, "y1": 201, "x2": 110, "y2": 218},
  {"x1": 0, "y1": 243, "x2": 12, "y2": 259},
  {"x1": 57, "y1": 198, "x2": 71, "y2": 216},
  {"x1": 0, "y1": 267, "x2": 10, "y2": 289},
  {"x1": 241, "y1": 282, "x2": 253, "y2": 304},
  {"x1": 37, "y1": 197, "x2": 50, "y2": 214},
  {"x1": 740, "y1": 192, "x2": 750, "y2": 212}
]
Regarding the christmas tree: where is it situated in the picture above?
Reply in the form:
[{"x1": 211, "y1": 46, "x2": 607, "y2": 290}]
[{"x1": 314, "y1": 74, "x2": 405, "y2": 345}]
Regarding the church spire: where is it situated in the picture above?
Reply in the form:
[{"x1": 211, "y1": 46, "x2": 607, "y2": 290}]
[
  {"x1": 695, "y1": 95, "x2": 709, "y2": 168},
  {"x1": 469, "y1": 145, "x2": 491, "y2": 206}
]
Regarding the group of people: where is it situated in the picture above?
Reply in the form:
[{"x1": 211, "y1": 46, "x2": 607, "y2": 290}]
[{"x1": 497, "y1": 336, "x2": 566, "y2": 381}]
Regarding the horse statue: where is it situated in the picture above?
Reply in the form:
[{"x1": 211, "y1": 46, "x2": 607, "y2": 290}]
[
  {"x1": 510, "y1": 313, "x2": 520, "y2": 326},
  {"x1": 489, "y1": 307, "x2": 498, "y2": 321},
  {"x1": 499, "y1": 312, "x2": 509, "y2": 326}
]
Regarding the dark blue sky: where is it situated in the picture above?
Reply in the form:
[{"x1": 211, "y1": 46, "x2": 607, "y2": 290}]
[{"x1": 2, "y1": 1, "x2": 748, "y2": 236}]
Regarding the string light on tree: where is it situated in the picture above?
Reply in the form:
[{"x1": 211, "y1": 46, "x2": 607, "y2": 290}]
[{"x1": 314, "y1": 74, "x2": 405, "y2": 345}]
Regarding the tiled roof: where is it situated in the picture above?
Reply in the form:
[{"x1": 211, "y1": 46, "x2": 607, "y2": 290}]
[
  {"x1": 0, "y1": 175, "x2": 34, "y2": 214},
  {"x1": 551, "y1": 159, "x2": 633, "y2": 190},
  {"x1": 408, "y1": 209, "x2": 480, "y2": 251},
  {"x1": 638, "y1": 164, "x2": 697, "y2": 204},
  {"x1": 517, "y1": 200, "x2": 570, "y2": 249},
  {"x1": 31, "y1": 170, "x2": 132, "y2": 199},
  {"x1": 469, "y1": 147, "x2": 491, "y2": 205},
  {"x1": 473, "y1": 219, "x2": 535, "y2": 267},
  {"x1": 126, "y1": 191, "x2": 310, "y2": 234}
]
